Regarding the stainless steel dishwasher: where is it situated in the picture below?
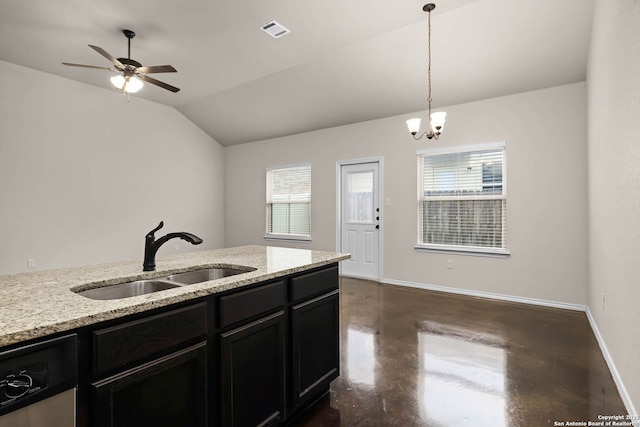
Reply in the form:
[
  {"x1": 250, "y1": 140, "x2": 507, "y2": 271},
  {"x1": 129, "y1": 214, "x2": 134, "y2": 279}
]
[{"x1": 0, "y1": 334, "x2": 77, "y2": 427}]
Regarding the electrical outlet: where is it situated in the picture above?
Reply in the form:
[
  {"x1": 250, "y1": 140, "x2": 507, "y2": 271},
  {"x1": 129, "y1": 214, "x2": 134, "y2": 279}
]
[
  {"x1": 446, "y1": 259, "x2": 453, "y2": 269},
  {"x1": 602, "y1": 293, "x2": 605, "y2": 310},
  {"x1": 27, "y1": 258, "x2": 36, "y2": 269}
]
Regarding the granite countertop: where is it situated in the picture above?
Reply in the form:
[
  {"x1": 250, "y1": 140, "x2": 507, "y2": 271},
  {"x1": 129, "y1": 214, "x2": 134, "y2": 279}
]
[{"x1": 0, "y1": 245, "x2": 350, "y2": 348}]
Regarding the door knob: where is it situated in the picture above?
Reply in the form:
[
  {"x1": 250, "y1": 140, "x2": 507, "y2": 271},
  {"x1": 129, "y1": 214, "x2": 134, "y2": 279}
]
[{"x1": 376, "y1": 225, "x2": 379, "y2": 229}]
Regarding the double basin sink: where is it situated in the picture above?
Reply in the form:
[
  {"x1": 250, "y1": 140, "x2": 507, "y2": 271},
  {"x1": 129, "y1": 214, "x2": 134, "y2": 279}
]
[{"x1": 76, "y1": 267, "x2": 256, "y2": 300}]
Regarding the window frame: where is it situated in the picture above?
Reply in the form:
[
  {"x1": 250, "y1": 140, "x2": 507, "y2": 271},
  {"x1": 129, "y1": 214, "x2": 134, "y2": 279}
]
[
  {"x1": 415, "y1": 142, "x2": 509, "y2": 257},
  {"x1": 265, "y1": 163, "x2": 312, "y2": 242}
]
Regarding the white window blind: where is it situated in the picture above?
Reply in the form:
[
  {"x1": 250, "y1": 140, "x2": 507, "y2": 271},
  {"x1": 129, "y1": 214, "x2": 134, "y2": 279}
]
[
  {"x1": 417, "y1": 144, "x2": 507, "y2": 254},
  {"x1": 266, "y1": 165, "x2": 311, "y2": 239}
]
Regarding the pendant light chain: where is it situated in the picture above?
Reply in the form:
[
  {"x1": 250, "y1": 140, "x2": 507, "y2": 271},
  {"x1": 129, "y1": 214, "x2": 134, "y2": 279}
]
[
  {"x1": 427, "y1": 7, "x2": 433, "y2": 118},
  {"x1": 406, "y1": 3, "x2": 446, "y2": 140}
]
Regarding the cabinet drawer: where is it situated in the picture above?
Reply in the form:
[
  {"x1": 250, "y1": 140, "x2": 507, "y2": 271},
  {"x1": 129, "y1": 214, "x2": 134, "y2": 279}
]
[
  {"x1": 290, "y1": 265, "x2": 338, "y2": 303},
  {"x1": 220, "y1": 281, "x2": 285, "y2": 328},
  {"x1": 93, "y1": 303, "x2": 207, "y2": 376}
]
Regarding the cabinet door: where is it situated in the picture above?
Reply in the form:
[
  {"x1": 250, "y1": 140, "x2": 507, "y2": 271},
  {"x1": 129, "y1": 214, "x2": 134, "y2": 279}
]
[
  {"x1": 291, "y1": 290, "x2": 340, "y2": 409},
  {"x1": 220, "y1": 311, "x2": 285, "y2": 427},
  {"x1": 92, "y1": 342, "x2": 207, "y2": 427}
]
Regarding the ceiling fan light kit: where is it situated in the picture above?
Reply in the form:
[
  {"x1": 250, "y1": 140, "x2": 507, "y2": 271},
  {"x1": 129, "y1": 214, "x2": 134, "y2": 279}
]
[
  {"x1": 110, "y1": 75, "x2": 143, "y2": 93},
  {"x1": 62, "y1": 29, "x2": 180, "y2": 97},
  {"x1": 407, "y1": 3, "x2": 447, "y2": 141}
]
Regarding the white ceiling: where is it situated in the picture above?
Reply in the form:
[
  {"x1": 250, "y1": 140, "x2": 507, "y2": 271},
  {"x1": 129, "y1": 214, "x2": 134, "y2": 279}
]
[{"x1": 0, "y1": 0, "x2": 593, "y2": 146}]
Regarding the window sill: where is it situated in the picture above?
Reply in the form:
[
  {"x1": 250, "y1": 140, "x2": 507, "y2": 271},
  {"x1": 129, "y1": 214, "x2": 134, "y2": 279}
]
[
  {"x1": 414, "y1": 244, "x2": 510, "y2": 258},
  {"x1": 264, "y1": 234, "x2": 312, "y2": 243}
]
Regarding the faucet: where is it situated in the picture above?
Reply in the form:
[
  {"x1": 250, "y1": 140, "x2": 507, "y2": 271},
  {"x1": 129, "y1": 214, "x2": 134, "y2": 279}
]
[{"x1": 143, "y1": 221, "x2": 203, "y2": 271}]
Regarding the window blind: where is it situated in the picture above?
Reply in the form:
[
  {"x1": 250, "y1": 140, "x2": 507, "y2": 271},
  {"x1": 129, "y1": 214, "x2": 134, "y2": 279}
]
[
  {"x1": 266, "y1": 165, "x2": 311, "y2": 238},
  {"x1": 417, "y1": 146, "x2": 506, "y2": 253}
]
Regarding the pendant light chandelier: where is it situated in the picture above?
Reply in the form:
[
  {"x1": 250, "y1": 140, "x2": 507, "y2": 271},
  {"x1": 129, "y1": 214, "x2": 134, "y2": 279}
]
[{"x1": 407, "y1": 3, "x2": 446, "y2": 140}]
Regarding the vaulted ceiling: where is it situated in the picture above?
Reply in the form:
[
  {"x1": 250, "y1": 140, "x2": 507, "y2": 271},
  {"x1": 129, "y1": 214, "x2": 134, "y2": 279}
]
[{"x1": 0, "y1": 0, "x2": 593, "y2": 145}]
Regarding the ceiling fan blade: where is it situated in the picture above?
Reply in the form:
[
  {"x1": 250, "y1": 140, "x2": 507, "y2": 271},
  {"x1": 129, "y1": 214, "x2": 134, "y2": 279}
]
[
  {"x1": 140, "y1": 75, "x2": 180, "y2": 93},
  {"x1": 62, "y1": 62, "x2": 117, "y2": 72},
  {"x1": 136, "y1": 65, "x2": 177, "y2": 74},
  {"x1": 88, "y1": 45, "x2": 125, "y2": 69}
]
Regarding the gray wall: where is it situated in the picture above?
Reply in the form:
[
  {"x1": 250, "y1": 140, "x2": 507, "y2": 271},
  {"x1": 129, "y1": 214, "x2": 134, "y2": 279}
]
[
  {"x1": 224, "y1": 82, "x2": 588, "y2": 306},
  {"x1": 587, "y1": 0, "x2": 640, "y2": 413},
  {"x1": 0, "y1": 60, "x2": 225, "y2": 275}
]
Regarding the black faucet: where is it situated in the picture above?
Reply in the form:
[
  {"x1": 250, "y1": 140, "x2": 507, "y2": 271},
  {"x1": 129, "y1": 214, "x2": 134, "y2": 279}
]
[{"x1": 143, "y1": 221, "x2": 203, "y2": 271}]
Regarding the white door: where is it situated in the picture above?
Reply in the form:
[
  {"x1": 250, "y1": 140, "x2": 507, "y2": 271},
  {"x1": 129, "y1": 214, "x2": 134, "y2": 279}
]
[{"x1": 340, "y1": 162, "x2": 380, "y2": 280}]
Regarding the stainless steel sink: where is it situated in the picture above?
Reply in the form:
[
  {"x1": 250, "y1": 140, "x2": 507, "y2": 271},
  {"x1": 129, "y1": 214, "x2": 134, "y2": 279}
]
[
  {"x1": 166, "y1": 267, "x2": 256, "y2": 285},
  {"x1": 74, "y1": 266, "x2": 257, "y2": 300},
  {"x1": 76, "y1": 279, "x2": 181, "y2": 300}
]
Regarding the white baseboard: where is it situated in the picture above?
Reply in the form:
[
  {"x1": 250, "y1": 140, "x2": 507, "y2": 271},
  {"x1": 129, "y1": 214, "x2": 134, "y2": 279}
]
[
  {"x1": 381, "y1": 278, "x2": 586, "y2": 311},
  {"x1": 585, "y1": 307, "x2": 639, "y2": 422},
  {"x1": 340, "y1": 273, "x2": 380, "y2": 282},
  {"x1": 377, "y1": 277, "x2": 637, "y2": 419}
]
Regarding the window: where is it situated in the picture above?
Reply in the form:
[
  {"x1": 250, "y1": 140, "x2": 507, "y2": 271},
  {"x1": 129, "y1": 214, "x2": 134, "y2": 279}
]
[
  {"x1": 266, "y1": 165, "x2": 311, "y2": 240},
  {"x1": 417, "y1": 143, "x2": 507, "y2": 255}
]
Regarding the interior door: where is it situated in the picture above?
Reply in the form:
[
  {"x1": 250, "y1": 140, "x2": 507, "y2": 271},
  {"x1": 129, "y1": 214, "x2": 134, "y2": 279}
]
[{"x1": 340, "y1": 162, "x2": 380, "y2": 280}]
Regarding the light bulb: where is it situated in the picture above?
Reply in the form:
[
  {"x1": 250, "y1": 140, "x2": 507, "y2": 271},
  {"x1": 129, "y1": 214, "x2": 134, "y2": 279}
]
[
  {"x1": 430, "y1": 112, "x2": 446, "y2": 132},
  {"x1": 406, "y1": 118, "x2": 422, "y2": 135},
  {"x1": 110, "y1": 75, "x2": 143, "y2": 93},
  {"x1": 110, "y1": 75, "x2": 125, "y2": 89},
  {"x1": 125, "y1": 76, "x2": 143, "y2": 93}
]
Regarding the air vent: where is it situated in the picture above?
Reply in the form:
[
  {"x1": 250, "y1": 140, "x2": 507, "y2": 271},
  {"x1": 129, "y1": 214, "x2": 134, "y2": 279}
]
[{"x1": 261, "y1": 21, "x2": 290, "y2": 39}]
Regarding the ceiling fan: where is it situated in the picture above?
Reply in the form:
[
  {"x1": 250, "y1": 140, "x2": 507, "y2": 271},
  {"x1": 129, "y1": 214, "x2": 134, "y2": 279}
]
[{"x1": 63, "y1": 29, "x2": 180, "y2": 94}]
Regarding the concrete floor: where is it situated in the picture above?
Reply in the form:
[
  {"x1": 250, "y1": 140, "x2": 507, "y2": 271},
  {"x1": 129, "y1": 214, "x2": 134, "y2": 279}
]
[{"x1": 295, "y1": 277, "x2": 627, "y2": 426}]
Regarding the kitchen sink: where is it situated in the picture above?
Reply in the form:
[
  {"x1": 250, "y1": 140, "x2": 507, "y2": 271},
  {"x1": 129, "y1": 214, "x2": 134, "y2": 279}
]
[
  {"x1": 166, "y1": 267, "x2": 256, "y2": 285},
  {"x1": 74, "y1": 266, "x2": 257, "y2": 300},
  {"x1": 76, "y1": 279, "x2": 181, "y2": 300}
]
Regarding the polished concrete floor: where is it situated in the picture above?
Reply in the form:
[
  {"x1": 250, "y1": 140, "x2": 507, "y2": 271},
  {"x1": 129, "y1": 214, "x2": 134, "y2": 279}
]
[{"x1": 295, "y1": 278, "x2": 627, "y2": 426}]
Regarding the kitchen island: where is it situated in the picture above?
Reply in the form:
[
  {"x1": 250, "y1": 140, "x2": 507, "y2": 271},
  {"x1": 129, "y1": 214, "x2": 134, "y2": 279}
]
[{"x1": 0, "y1": 245, "x2": 349, "y2": 426}]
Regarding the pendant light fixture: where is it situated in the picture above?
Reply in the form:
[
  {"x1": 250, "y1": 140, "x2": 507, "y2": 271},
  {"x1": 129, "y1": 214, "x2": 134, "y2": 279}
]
[{"x1": 407, "y1": 3, "x2": 446, "y2": 140}]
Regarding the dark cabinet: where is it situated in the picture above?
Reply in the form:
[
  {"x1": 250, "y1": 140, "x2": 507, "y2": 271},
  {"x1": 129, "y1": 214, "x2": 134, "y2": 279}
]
[
  {"x1": 88, "y1": 303, "x2": 208, "y2": 427},
  {"x1": 92, "y1": 342, "x2": 207, "y2": 427},
  {"x1": 220, "y1": 311, "x2": 286, "y2": 427},
  {"x1": 92, "y1": 303, "x2": 207, "y2": 377},
  {"x1": 217, "y1": 266, "x2": 340, "y2": 426},
  {"x1": 219, "y1": 281, "x2": 285, "y2": 328},
  {"x1": 290, "y1": 266, "x2": 338, "y2": 303},
  {"x1": 76, "y1": 263, "x2": 340, "y2": 427},
  {"x1": 291, "y1": 290, "x2": 340, "y2": 409}
]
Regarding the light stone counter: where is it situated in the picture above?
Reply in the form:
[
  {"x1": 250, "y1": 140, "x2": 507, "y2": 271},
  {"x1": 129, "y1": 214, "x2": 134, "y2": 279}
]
[{"x1": 0, "y1": 245, "x2": 350, "y2": 348}]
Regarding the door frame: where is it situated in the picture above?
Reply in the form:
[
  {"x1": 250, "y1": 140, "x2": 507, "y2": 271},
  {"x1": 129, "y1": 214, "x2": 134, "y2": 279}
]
[{"x1": 335, "y1": 157, "x2": 384, "y2": 281}]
